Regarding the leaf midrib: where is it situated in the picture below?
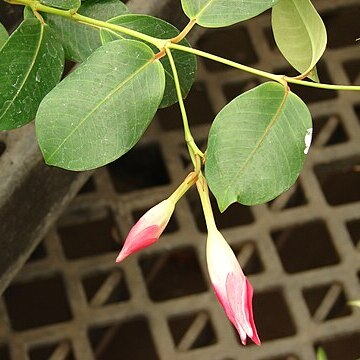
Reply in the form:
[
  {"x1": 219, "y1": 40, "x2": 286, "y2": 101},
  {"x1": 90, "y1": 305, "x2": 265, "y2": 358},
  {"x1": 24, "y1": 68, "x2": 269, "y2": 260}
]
[
  {"x1": 222, "y1": 87, "x2": 289, "y2": 207},
  {"x1": 192, "y1": 0, "x2": 216, "y2": 21},
  {"x1": 291, "y1": 0, "x2": 316, "y2": 70},
  {"x1": 46, "y1": 58, "x2": 153, "y2": 162},
  {"x1": 0, "y1": 21, "x2": 44, "y2": 122}
]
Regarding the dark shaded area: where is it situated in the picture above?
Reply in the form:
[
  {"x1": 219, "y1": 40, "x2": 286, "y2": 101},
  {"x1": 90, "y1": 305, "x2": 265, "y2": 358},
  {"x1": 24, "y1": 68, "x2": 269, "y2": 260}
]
[
  {"x1": 168, "y1": 311, "x2": 217, "y2": 350},
  {"x1": 88, "y1": 318, "x2": 159, "y2": 360},
  {"x1": 233, "y1": 242, "x2": 264, "y2": 275},
  {"x1": 29, "y1": 342, "x2": 75, "y2": 360},
  {"x1": 0, "y1": 142, "x2": 6, "y2": 157},
  {"x1": 26, "y1": 241, "x2": 47, "y2": 263},
  {"x1": 315, "y1": 332, "x2": 360, "y2": 360},
  {"x1": 108, "y1": 143, "x2": 170, "y2": 193},
  {"x1": 82, "y1": 269, "x2": 130, "y2": 306},
  {"x1": 346, "y1": 219, "x2": 360, "y2": 247},
  {"x1": 251, "y1": 289, "x2": 296, "y2": 342},
  {"x1": 0, "y1": 344, "x2": 10, "y2": 360},
  {"x1": 313, "y1": 114, "x2": 348, "y2": 146},
  {"x1": 223, "y1": 78, "x2": 261, "y2": 102},
  {"x1": 315, "y1": 157, "x2": 360, "y2": 206},
  {"x1": 4, "y1": 274, "x2": 72, "y2": 331},
  {"x1": 322, "y1": 5, "x2": 360, "y2": 49},
  {"x1": 303, "y1": 283, "x2": 351, "y2": 321},
  {"x1": 140, "y1": 247, "x2": 207, "y2": 301},
  {"x1": 58, "y1": 210, "x2": 119, "y2": 259},
  {"x1": 272, "y1": 221, "x2": 339, "y2": 273},
  {"x1": 157, "y1": 82, "x2": 215, "y2": 130},
  {"x1": 197, "y1": 26, "x2": 258, "y2": 72},
  {"x1": 187, "y1": 187, "x2": 254, "y2": 233}
]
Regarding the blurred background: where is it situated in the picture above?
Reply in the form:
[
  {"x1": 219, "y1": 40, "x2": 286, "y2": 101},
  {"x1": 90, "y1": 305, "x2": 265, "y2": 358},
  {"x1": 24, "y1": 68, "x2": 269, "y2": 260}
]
[{"x1": 0, "y1": 0, "x2": 359, "y2": 359}]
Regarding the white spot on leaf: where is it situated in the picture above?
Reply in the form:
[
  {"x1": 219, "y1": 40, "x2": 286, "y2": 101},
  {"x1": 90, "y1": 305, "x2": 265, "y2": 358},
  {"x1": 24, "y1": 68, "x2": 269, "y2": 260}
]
[{"x1": 304, "y1": 128, "x2": 313, "y2": 155}]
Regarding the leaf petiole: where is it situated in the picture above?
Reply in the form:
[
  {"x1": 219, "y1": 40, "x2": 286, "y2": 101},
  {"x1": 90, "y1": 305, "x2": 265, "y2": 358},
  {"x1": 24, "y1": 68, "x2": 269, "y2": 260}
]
[{"x1": 165, "y1": 47, "x2": 204, "y2": 166}]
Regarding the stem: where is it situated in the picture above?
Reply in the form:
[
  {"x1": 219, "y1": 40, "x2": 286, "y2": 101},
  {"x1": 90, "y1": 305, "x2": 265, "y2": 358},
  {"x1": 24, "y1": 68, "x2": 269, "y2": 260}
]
[
  {"x1": 196, "y1": 173, "x2": 217, "y2": 232},
  {"x1": 165, "y1": 47, "x2": 204, "y2": 165},
  {"x1": 170, "y1": 19, "x2": 196, "y2": 44},
  {"x1": 168, "y1": 170, "x2": 199, "y2": 203},
  {"x1": 284, "y1": 76, "x2": 360, "y2": 91},
  {"x1": 168, "y1": 43, "x2": 360, "y2": 91},
  {"x1": 6, "y1": 0, "x2": 166, "y2": 49},
  {"x1": 168, "y1": 42, "x2": 283, "y2": 83}
]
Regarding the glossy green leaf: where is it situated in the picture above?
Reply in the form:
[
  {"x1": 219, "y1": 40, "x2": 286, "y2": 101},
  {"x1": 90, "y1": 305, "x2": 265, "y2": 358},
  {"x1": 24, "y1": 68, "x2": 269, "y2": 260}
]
[
  {"x1": 272, "y1": 0, "x2": 327, "y2": 80},
  {"x1": 46, "y1": 0, "x2": 129, "y2": 62},
  {"x1": 181, "y1": 0, "x2": 279, "y2": 28},
  {"x1": 0, "y1": 22, "x2": 8, "y2": 49},
  {"x1": 40, "y1": 0, "x2": 81, "y2": 10},
  {"x1": 0, "y1": 19, "x2": 64, "y2": 130},
  {"x1": 100, "y1": 14, "x2": 196, "y2": 108},
  {"x1": 205, "y1": 82, "x2": 312, "y2": 210},
  {"x1": 36, "y1": 39, "x2": 165, "y2": 171}
]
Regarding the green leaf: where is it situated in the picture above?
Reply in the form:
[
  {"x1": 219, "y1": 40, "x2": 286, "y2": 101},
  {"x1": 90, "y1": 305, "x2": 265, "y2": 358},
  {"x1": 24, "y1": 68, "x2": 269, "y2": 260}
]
[
  {"x1": 40, "y1": 0, "x2": 81, "y2": 10},
  {"x1": 36, "y1": 39, "x2": 165, "y2": 171},
  {"x1": 100, "y1": 14, "x2": 196, "y2": 108},
  {"x1": 316, "y1": 347, "x2": 328, "y2": 360},
  {"x1": 0, "y1": 19, "x2": 64, "y2": 130},
  {"x1": 0, "y1": 22, "x2": 8, "y2": 50},
  {"x1": 45, "y1": 0, "x2": 129, "y2": 62},
  {"x1": 205, "y1": 82, "x2": 312, "y2": 210},
  {"x1": 181, "y1": 0, "x2": 279, "y2": 28},
  {"x1": 272, "y1": 0, "x2": 327, "y2": 80}
]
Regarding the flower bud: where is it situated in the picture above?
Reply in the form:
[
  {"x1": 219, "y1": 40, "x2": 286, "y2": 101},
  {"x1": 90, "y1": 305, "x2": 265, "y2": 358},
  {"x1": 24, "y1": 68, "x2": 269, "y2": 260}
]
[
  {"x1": 206, "y1": 228, "x2": 260, "y2": 345},
  {"x1": 116, "y1": 199, "x2": 175, "y2": 262}
]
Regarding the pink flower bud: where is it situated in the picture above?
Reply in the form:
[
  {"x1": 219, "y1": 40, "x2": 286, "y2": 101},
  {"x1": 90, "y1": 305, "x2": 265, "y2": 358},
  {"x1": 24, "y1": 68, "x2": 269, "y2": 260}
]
[
  {"x1": 206, "y1": 229, "x2": 260, "y2": 345},
  {"x1": 116, "y1": 199, "x2": 175, "y2": 262}
]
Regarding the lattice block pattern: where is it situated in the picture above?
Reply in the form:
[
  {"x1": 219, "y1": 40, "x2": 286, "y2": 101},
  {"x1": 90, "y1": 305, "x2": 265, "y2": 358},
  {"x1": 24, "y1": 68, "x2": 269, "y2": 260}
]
[{"x1": 1, "y1": 0, "x2": 360, "y2": 359}]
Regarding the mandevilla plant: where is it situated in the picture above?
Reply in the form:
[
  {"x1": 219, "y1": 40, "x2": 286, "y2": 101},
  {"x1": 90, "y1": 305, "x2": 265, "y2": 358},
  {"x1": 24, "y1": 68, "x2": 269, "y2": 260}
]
[{"x1": 1, "y1": 0, "x2": 359, "y2": 345}]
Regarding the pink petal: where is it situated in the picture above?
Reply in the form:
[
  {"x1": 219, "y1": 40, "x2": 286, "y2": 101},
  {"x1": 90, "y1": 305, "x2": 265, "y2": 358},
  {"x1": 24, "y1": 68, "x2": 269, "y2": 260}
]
[
  {"x1": 245, "y1": 279, "x2": 261, "y2": 345},
  {"x1": 116, "y1": 225, "x2": 159, "y2": 262}
]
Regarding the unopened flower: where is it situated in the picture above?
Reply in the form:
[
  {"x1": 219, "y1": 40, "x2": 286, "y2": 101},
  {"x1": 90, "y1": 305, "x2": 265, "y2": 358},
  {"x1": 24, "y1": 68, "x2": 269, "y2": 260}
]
[
  {"x1": 206, "y1": 228, "x2": 260, "y2": 345},
  {"x1": 116, "y1": 199, "x2": 175, "y2": 262}
]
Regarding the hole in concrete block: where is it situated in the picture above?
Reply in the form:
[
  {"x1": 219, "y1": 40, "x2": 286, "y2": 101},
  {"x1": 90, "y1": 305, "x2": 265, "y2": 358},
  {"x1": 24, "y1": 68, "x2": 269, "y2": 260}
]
[
  {"x1": 29, "y1": 341, "x2": 74, "y2": 360},
  {"x1": 0, "y1": 141, "x2": 5, "y2": 157},
  {"x1": 140, "y1": 247, "x2": 207, "y2": 301},
  {"x1": 132, "y1": 208, "x2": 179, "y2": 234},
  {"x1": 198, "y1": 26, "x2": 258, "y2": 72},
  {"x1": 223, "y1": 78, "x2": 261, "y2": 102},
  {"x1": 4, "y1": 274, "x2": 72, "y2": 331},
  {"x1": 347, "y1": 219, "x2": 360, "y2": 248},
  {"x1": 322, "y1": 5, "x2": 360, "y2": 49},
  {"x1": 168, "y1": 311, "x2": 217, "y2": 351},
  {"x1": 313, "y1": 114, "x2": 348, "y2": 147},
  {"x1": 272, "y1": 221, "x2": 339, "y2": 273},
  {"x1": 303, "y1": 283, "x2": 351, "y2": 322},
  {"x1": 314, "y1": 332, "x2": 360, "y2": 360},
  {"x1": 108, "y1": 143, "x2": 170, "y2": 193},
  {"x1": 343, "y1": 58, "x2": 360, "y2": 85},
  {"x1": 268, "y1": 182, "x2": 307, "y2": 211},
  {"x1": 251, "y1": 289, "x2": 296, "y2": 342},
  {"x1": 315, "y1": 157, "x2": 360, "y2": 206},
  {"x1": 88, "y1": 318, "x2": 159, "y2": 360},
  {"x1": 158, "y1": 82, "x2": 215, "y2": 130},
  {"x1": 59, "y1": 210, "x2": 119, "y2": 259},
  {"x1": 233, "y1": 241, "x2": 264, "y2": 275},
  {"x1": 187, "y1": 188, "x2": 254, "y2": 233},
  {"x1": 0, "y1": 344, "x2": 10, "y2": 360},
  {"x1": 78, "y1": 177, "x2": 96, "y2": 194},
  {"x1": 26, "y1": 240, "x2": 47, "y2": 263},
  {"x1": 355, "y1": 104, "x2": 360, "y2": 125},
  {"x1": 82, "y1": 269, "x2": 130, "y2": 306}
]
